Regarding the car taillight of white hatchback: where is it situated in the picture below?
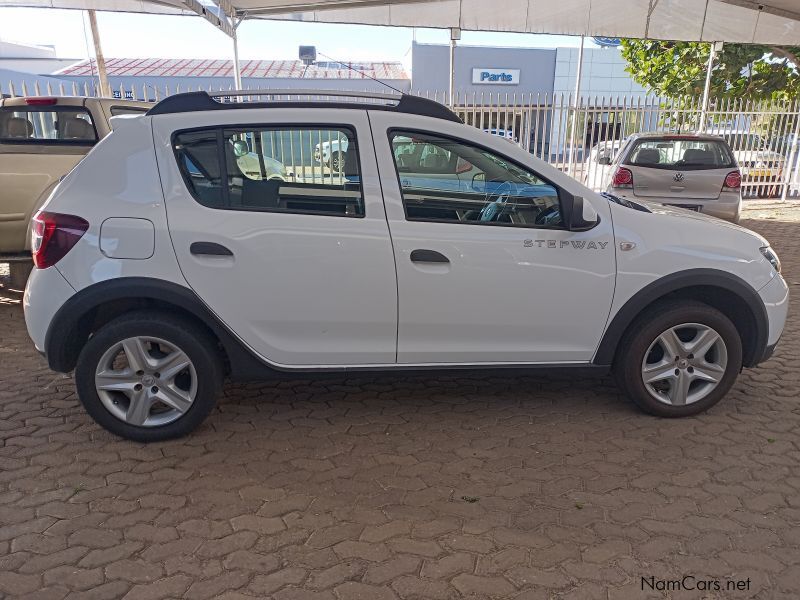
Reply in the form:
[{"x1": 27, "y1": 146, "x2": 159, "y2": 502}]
[{"x1": 31, "y1": 211, "x2": 89, "y2": 269}]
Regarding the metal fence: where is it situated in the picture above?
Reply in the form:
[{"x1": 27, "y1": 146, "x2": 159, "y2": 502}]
[
  {"x1": 3, "y1": 78, "x2": 799, "y2": 198},
  {"x1": 418, "y1": 90, "x2": 800, "y2": 199}
]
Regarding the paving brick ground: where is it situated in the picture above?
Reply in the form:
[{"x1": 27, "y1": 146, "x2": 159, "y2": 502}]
[{"x1": 1, "y1": 202, "x2": 799, "y2": 600}]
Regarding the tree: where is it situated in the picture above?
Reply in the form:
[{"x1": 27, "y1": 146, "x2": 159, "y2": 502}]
[{"x1": 620, "y1": 40, "x2": 800, "y2": 101}]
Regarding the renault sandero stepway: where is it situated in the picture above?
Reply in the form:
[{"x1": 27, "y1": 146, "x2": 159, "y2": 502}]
[{"x1": 23, "y1": 90, "x2": 788, "y2": 441}]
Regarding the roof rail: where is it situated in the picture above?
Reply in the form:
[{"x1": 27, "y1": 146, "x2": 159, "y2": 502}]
[
  {"x1": 207, "y1": 89, "x2": 403, "y2": 101},
  {"x1": 146, "y1": 90, "x2": 461, "y2": 123}
]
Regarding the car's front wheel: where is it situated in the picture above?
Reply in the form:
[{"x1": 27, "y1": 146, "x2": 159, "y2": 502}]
[
  {"x1": 614, "y1": 301, "x2": 743, "y2": 417},
  {"x1": 75, "y1": 311, "x2": 223, "y2": 441}
]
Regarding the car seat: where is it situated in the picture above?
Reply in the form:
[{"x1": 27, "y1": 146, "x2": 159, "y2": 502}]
[
  {"x1": 62, "y1": 117, "x2": 95, "y2": 140},
  {"x1": 635, "y1": 148, "x2": 661, "y2": 165},
  {"x1": 5, "y1": 117, "x2": 34, "y2": 138},
  {"x1": 682, "y1": 148, "x2": 714, "y2": 165}
]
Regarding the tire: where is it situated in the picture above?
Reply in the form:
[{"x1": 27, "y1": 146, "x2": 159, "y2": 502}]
[
  {"x1": 328, "y1": 151, "x2": 345, "y2": 172},
  {"x1": 613, "y1": 300, "x2": 743, "y2": 417},
  {"x1": 75, "y1": 310, "x2": 223, "y2": 442}
]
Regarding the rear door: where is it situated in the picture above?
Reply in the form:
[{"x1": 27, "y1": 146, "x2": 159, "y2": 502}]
[
  {"x1": 0, "y1": 100, "x2": 98, "y2": 252},
  {"x1": 625, "y1": 137, "x2": 735, "y2": 200},
  {"x1": 153, "y1": 108, "x2": 398, "y2": 367}
]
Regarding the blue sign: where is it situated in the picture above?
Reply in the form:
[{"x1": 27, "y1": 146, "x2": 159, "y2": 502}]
[
  {"x1": 592, "y1": 37, "x2": 621, "y2": 47},
  {"x1": 472, "y1": 68, "x2": 520, "y2": 85}
]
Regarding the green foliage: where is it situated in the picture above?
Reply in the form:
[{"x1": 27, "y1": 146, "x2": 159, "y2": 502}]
[{"x1": 620, "y1": 40, "x2": 800, "y2": 101}]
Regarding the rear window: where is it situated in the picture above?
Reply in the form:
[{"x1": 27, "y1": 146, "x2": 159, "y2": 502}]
[
  {"x1": 109, "y1": 106, "x2": 148, "y2": 117},
  {"x1": 625, "y1": 138, "x2": 735, "y2": 170},
  {"x1": 0, "y1": 106, "x2": 97, "y2": 144}
]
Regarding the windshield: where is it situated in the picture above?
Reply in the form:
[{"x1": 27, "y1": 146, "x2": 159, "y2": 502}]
[{"x1": 625, "y1": 138, "x2": 735, "y2": 170}]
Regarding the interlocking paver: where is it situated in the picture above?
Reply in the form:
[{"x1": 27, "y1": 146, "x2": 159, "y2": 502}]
[{"x1": 1, "y1": 201, "x2": 800, "y2": 598}]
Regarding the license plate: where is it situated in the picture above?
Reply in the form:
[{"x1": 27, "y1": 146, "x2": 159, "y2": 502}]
[
  {"x1": 665, "y1": 204, "x2": 701, "y2": 212},
  {"x1": 746, "y1": 169, "x2": 777, "y2": 178}
]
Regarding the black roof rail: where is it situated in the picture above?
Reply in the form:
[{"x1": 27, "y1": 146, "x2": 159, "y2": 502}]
[{"x1": 146, "y1": 89, "x2": 461, "y2": 123}]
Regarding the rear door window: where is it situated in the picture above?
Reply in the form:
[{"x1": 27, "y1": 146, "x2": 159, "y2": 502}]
[
  {"x1": 0, "y1": 106, "x2": 98, "y2": 144},
  {"x1": 173, "y1": 126, "x2": 364, "y2": 217},
  {"x1": 625, "y1": 138, "x2": 734, "y2": 170}
]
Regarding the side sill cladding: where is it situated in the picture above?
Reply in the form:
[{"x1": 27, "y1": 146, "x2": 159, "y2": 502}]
[
  {"x1": 43, "y1": 277, "x2": 269, "y2": 379},
  {"x1": 593, "y1": 269, "x2": 769, "y2": 368}
]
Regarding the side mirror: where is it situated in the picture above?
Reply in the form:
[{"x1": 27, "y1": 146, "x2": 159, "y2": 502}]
[
  {"x1": 597, "y1": 156, "x2": 612, "y2": 165},
  {"x1": 472, "y1": 172, "x2": 486, "y2": 193},
  {"x1": 569, "y1": 195, "x2": 599, "y2": 231},
  {"x1": 232, "y1": 139, "x2": 249, "y2": 158}
]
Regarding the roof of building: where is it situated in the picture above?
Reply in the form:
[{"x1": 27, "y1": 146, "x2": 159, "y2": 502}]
[{"x1": 56, "y1": 58, "x2": 409, "y2": 80}]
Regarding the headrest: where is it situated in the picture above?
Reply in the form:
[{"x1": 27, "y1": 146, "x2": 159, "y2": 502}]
[
  {"x1": 683, "y1": 148, "x2": 714, "y2": 165},
  {"x1": 63, "y1": 117, "x2": 94, "y2": 140},
  {"x1": 636, "y1": 148, "x2": 661, "y2": 165},
  {"x1": 6, "y1": 117, "x2": 34, "y2": 138}
]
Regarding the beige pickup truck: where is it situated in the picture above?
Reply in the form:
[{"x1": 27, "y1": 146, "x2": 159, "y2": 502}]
[{"x1": 0, "y1": 96, "x2": 151, "y2": 284}]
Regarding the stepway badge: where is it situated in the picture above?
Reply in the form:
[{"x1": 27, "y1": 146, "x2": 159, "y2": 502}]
[{"x1": 472, "y1": 68, "x2": 520, "y2": 85}]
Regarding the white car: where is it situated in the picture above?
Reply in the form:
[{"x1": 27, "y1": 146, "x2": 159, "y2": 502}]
[
  {"x1": 717, "y1": 131, "x2": 787, "y2": 198},
  {"x1": 483, "y1": 128, "x2": 518, "y2": 143},
  {"x1": 582, "y1": 139, "x2": 626, "y2": 190},
  {"x1": 24, "y1": 90, "x2": 788, "y2": 441},
  {"x1": 314, "y1": 135, "x2": 349, "y2": 171}
]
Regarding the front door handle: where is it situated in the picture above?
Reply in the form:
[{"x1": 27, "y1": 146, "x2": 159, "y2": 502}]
[
  {"x1": 190, "y1": 241, "x2": 233, "y2": 256},
  {"x1": 410, "y1": 249, "x2": 449, "y2": 264}
]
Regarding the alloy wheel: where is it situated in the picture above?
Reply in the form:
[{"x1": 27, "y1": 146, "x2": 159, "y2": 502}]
[
  {"x1": 94, "y1": 336, "x2": 197, "y2": 427},
  {"x1": 641, "y1": 323, "x2": 728, "y2": 406}
]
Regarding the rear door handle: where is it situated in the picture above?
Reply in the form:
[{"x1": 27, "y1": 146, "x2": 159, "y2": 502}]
[
  {"x1": 190, "y1": 241, "x2": 233, "y2": 256},
  {"x1": 410, "y1": 249, "x2": 449, "y2": 264}
]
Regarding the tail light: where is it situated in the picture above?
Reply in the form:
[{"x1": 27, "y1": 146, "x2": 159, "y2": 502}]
[
  {"x1": 31, "y1": 211, "x2": 89, "y2": 269},
  {"x1": 25, "y1": 97, "x2": 58, "y2": 106},
  {"x1": 723, "y1": 170, "x2": 741, "y2": 190},
  {"x1": 611, "y1": 167, "x2": 633, "y2": 188}
]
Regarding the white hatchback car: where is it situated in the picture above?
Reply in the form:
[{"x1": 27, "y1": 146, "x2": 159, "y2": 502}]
[{"x1": 23, "y1": 90, "x2": 788, "y2": 441}]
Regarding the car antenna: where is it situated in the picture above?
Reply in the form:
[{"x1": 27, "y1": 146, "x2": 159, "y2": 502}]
[{"x1": 316, "y1": 51, "x2": 405, "y2": 95}]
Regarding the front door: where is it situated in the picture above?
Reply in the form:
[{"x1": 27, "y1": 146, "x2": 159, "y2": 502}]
[
  {"x1": 369, "y1": 112, "x2": 616, "y2": 365},
  {"x1": 154, "y1": 109, "x2": 397, "y2": 367}
]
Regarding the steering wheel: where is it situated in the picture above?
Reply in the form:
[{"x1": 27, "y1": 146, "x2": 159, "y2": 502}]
[
  {"x1": 535, "y1": 205, "x2": 560, "y2": 226},
  {"x1": 479, "y1": 180, "x2": 515, "y2": 222}
]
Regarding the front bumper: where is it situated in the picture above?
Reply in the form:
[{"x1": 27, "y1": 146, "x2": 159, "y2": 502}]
[{"x1": 755, "y1": 273, "x2": 789, "y2": 364}]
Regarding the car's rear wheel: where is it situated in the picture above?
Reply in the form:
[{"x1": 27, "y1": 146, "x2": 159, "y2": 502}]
[
  {"x1": 613, "y1": 301, "x2": 742, "y2": 417},
  {"x1": 75, "y1": 311, "x2": 223, "y2": 441}
]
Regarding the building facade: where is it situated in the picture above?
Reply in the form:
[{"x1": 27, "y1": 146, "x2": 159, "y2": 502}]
[{"x1": 411, "y1": 41, "x2": 647, "y2": 100}]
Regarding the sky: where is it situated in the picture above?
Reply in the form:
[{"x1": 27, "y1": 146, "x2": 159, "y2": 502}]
[{"x1": 0, "y1": 7, "x2": 599, "y2": 72}]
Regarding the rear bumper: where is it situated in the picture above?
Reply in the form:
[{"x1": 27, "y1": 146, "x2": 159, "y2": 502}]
[
  {"x1": 23, "y1": 266, "x2": 75, "y2": 354},
  {"x1": 619, "y1": 190, "x2": 742, "y2": 223},
  {"x1": 655, "y1": 199, "x2": 741, "y2": 222}
]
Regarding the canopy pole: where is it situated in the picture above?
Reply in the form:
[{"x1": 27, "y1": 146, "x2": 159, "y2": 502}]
[
  {"x1": 449, "y1": 27, "x2": 460, "y2": 108},
  {"x1": 699, "y1": 41, "x2": 721, "y2": 133},
  {"x1": 567, "y1": 35, "x2": 585, "y2": 175},
  {"x1": 232, "y1": 20, "x2": 243, "y2": 90},
  {"x1": 87, "y1": 10, "x2": 110, "y2": 98}
]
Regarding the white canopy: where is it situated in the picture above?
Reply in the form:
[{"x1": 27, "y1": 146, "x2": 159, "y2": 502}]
[{"x1": 2, "y1": 0, "x2": 800, "y2": 44}]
